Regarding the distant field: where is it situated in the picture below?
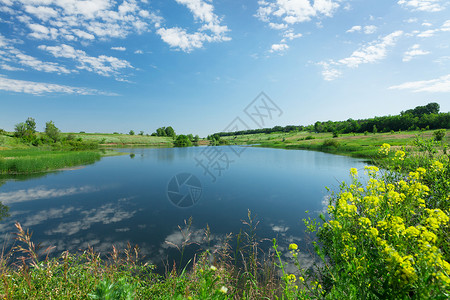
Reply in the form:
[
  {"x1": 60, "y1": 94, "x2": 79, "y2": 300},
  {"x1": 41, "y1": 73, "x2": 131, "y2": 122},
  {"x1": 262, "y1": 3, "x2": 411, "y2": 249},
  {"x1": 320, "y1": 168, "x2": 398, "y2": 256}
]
[
  {"x1": 63, "y1": 133, "x2": 174, "y2": 147},
  {"x1": 221, "y1": 129, "x2": 450, "y2": 158}
]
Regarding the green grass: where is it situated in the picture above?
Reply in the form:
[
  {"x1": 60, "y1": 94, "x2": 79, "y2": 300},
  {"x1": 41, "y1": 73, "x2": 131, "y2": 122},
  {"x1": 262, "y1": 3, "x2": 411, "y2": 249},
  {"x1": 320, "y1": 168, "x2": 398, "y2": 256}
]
[
  {"x1": 66, "y1": 133, "x2": 175, "y2": 147},
  {"x1": 222, "y1": 129, "x2": 450, "y2": 158},
  {"x1": 0, "y1": 149, "x2": 101, "y2": 174}
]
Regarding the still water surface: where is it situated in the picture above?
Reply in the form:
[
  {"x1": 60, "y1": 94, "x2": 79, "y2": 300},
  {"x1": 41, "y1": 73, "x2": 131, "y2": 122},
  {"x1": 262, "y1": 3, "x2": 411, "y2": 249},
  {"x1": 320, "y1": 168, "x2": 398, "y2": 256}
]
[{"x1": 0, "y1": 146, "x2": 368, "y2": 270}]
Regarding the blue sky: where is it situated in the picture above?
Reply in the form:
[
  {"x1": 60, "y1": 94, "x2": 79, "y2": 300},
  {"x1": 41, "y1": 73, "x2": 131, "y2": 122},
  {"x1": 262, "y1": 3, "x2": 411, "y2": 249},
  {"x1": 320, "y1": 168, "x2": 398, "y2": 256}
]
[{"x1": 0, "y1": 0, "x2": 449, "y2": 136}]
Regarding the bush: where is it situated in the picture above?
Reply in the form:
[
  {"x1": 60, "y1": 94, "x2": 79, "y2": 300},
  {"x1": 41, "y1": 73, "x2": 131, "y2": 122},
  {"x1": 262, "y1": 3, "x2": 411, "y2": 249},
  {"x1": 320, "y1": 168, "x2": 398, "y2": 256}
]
[
  {"x1": 129, "y1": 130, "x2": 135, "y2": 136},
  {"x1": 174, "y1": 135, "x2": 192, "y2": 147},
  {"x1": 332, "y1": 131, "x2": 339, "y2": 138},
  {"x1": 322, "y1": 139, "x2": 339, "y2": 148},
  {"x1": 45, "y1": 121, "x2": 60, "y2": 142},
  {"x1": 305, "y1": 135, "x2": 315, "y2": 140},
  {"x1": 433, "y1": 129, "x2": 446, "y2": 141}
]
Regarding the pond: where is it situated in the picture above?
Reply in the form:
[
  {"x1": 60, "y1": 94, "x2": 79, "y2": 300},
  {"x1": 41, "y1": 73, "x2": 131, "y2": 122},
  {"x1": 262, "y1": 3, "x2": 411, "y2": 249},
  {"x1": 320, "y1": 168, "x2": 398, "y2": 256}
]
[{"x1": 0, "y1": 146, "x2": 368, "y2": 271}]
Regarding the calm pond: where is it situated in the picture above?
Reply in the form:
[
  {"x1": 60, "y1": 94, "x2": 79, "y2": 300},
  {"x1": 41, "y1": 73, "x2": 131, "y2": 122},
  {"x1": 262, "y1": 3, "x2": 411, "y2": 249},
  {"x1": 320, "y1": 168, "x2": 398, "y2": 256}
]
[{"x1": 0, "y1": 146, "x2": 368, "y2": 270}]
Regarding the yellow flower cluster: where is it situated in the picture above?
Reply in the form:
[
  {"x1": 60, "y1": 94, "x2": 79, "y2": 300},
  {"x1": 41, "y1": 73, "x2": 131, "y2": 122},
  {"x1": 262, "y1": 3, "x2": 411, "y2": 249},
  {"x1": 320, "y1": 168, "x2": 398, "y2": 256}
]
[
  {"x1": 321, "y1": 144, "x2": 450, "y2": 295},
  {"x1": 379, "y1": 143, "x2": 391, "y2": 155},
  {"x1": 394, "y1": 150, "x2": 406, "y2": 161}
]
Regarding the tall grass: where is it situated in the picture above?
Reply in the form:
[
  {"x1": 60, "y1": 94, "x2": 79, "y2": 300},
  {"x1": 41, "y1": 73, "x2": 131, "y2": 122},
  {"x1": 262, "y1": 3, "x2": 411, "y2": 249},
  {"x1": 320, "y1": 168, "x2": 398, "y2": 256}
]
[{"x1": 0, "y1": 150, "x2": 101, "y2": 174}]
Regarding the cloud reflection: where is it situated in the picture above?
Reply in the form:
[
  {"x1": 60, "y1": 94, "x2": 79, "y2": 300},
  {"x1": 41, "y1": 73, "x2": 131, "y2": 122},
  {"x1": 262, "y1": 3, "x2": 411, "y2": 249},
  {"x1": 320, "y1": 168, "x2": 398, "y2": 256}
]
[{"x1": 0, "y1": 185, "x2": 100, "y2": 205}]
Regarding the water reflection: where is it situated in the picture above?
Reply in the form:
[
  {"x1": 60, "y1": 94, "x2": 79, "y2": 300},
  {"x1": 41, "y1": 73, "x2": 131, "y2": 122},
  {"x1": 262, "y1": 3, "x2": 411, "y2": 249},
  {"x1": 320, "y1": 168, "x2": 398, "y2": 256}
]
[{"x1": 0, "y1": 147, "x2": 367, "y2": 272}]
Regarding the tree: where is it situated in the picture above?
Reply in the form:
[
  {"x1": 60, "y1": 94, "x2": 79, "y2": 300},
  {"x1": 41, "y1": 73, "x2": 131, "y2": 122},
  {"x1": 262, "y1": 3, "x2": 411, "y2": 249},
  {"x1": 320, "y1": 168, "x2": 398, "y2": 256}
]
[
  {"x1": 139, "y1": 131, "x2": 144, "y2": 136},
  {"x1": 14, "y1": 122, "x2": 27, "y2": 138},
  {"x1": 165, "y1": 126, "x2": 176, "y2": 138},
  {"x1": 129, "y1": 130, "x2": 135, "y2": 135},
  {"x1": 174, "y1": 135, "x2": 192, "y2": 147},
  {"x1": 25, "y1": 117, "x2": 36, "y2": 133},
  {"x1": 156, "y1": 127, "x2": 167, "y2": 136},
  {"x1": 193, "y1": 135, "x2": 200, "y2": 143},
  {"x1": 45, "y1": 121, "x2": 60, "y2": 142}
]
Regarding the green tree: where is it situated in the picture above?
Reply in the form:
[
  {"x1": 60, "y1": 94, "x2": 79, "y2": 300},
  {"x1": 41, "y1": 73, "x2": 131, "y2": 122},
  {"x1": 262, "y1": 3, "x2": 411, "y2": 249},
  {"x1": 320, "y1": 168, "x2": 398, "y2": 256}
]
[
  {"x1": 433, "y1": 129, "x2": 446, "y2": 141},
  {"x1": 45, "y1": 121, "x2": 60, "y2": 142},
  {"x1": 139, "y1": 131, "x2": 144, "y2": 136},
  {"x1": 156, "y1": 127, "x2": 167, "y2": 136},
  {"x1": 129, "y1": 130, "x2": 135, "y2": 135},
  {"x1": 14, "y1": 122, "x2": 27, "y2": 138},
  {"x1": 193, "y1": 135, "x2": 200, "y2": 143},
  {"x1": 25, "y1": 117, "x2": 36, "y2": 133},
  {"x1": 165, "y1": 126, "x2": 176, "y2": 138},
  {"x1": 174, "y1": 135, "x2": 192, "y2": 147}
]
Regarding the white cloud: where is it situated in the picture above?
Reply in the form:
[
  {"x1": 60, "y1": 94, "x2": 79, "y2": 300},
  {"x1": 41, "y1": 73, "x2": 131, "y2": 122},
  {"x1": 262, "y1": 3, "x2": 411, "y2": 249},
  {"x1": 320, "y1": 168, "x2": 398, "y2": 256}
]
[
  {"x1": 111, "y1": 46, "x2": 126, "y2": 51},
  {"x1": 346, "y1": 25, "x2": 362, "y2": 33},
  {"x1": 269, "y1": 22, "x2": 289, "y2": 30},
  {"x1": 2, "y1": 0, "x2": 162, "y2": 41},
  {"x1": 347, "y1": 25, "x2": 377, "y2": 34},
  {"x1": 156, "y1": 0, "x2": 230, "y2": 52},
  {"x1": 282, "y1": 30, "x2": 302, "y2": 40},
  {"x1": 417, "y1": 29, "x2": 437, "y2": 37},
  {"x1": 389, "y1": 74, "x2": 450, "y2": 92},
  {"x1": 256, "y1": 0, "x2": 340, "y2": 25},
  {"x1": 317, "y1": 61, "x2": 342, "y2": 81},
  {"x1": 364, "y1": 25, "x2": 377, "y2": 34},
  {"x1": 270, "y1": 43, "x2": 289, "y2": 53},
  {"x1": 24, "y1": 5, "x2": 58, "y2": 21},
  {"x1": 258, "y1": 1, "x2": 340, "y2": 53},
  {"x1": 398, "y1": 0, "x2": 446, "y2": 12},
  {"x1": 134, "y1": 49, "x2": 143, "y2": 54},
  {"x1": 39, "y1": 44, "x2": 133, "y2": 78},
  {"x1": 403, "y1": 44, "x2": 430, "y2": 62},
  {"x1": 0, "y1": 75, "x2": 116, "y2": 95},
  {"x1": 157, "y1": 27, "x2": 204, "y2": 52},
  {"x1": 1, "y1": 64, "x2": 24, "y2": 71},
  {"x1": 422, "y1": 22, "x2": 433, "y2": 27},
  {"x1": 318, "y1": 31, "x2": 403, "y2": 80}
]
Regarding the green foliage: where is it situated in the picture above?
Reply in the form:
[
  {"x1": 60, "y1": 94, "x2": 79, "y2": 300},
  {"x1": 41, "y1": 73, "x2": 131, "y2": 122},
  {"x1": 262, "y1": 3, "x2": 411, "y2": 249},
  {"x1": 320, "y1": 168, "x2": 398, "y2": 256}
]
[
  {"x1": 138, "y1": 131, "x2": 144, "y2": 136},
  {"x1": 0, "y1": 150, "x2": 100, "y2": 174},
  {"x1": 372, "y1": 124, "x2": 378, "y2": 134},
  {"x1": 332, "y1": 131, "x2": 339, "y2": 138},
  {"x1": 25, "y1": 117, "x2": 36, "y2": 134},
  {"x1": 434, "y1": 129, "x2": 446, "y2": 141},
  {"x1": 165, "y1": 126, "x2": 176, "y2": 138},
  {"x1": 174, "y1": 135, "x2": 192, "y2": 147},
  {"x1": 322, "y1": 139, "x2": 339, "y2": 148},
  {"x1": 14, "y1": 122, "x2": 28, "y2": 138},
  {"x1": 128, "y1": 130, "x2": 134, "y2": 135},
  {"x1": 88, "y1": 278, "x2": 135, "y2": 300},
  {"x1": 45, "y1": 120, "x2": 61, "y2": 142},
  {"x1": 0, "y1": 128, "x2": 6, "y2": 135},
  {"x1": 213, "y1": 102, "x2": 449, "y2": 137}
]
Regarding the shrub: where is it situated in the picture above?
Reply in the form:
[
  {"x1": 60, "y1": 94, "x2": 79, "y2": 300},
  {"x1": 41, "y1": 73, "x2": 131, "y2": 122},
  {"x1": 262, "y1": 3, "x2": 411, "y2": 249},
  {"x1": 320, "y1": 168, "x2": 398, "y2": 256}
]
[
  {"x1": 433, "y1": 129, "x2": 446, "y2": 141},
  {"x1": 332, "y1": 131, "x2": 339, "y2": 138},
  {"x1": 322, "y1": 139, "x2": 339, "y2": 148},
  {"x1": 45, "y1": 121, "x2": 60, "y2": 142},
  {"x1": 305, "y1": 136, "x2": 315, "y2": 140},
  {"x1": 129, "y1": 130, "x2": 135, "y2": 135}
]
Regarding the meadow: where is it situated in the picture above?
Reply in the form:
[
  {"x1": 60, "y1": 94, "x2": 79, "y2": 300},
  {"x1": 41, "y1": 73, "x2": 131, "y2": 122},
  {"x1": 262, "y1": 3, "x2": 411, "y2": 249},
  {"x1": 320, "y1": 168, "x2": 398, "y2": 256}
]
[
  {"x1": 222, "y1": 129, "x2": 450, "y2": 158},
  {"x1": 0, "y1": 132, "x2": 448, "y2": 299}
]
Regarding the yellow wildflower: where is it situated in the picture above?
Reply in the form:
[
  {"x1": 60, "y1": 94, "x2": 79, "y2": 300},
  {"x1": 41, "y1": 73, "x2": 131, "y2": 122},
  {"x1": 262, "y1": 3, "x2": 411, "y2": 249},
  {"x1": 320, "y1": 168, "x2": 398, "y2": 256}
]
[{"x1": 289, "y1": 243, "x2": 298, "y2": 250}]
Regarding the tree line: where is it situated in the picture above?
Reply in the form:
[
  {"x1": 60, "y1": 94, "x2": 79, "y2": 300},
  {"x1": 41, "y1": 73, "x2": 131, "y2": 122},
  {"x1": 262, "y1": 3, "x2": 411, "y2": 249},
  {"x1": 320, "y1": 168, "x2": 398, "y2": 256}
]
[{"x1": 214, "y1": 102, "x2": 449, "y2": 136}]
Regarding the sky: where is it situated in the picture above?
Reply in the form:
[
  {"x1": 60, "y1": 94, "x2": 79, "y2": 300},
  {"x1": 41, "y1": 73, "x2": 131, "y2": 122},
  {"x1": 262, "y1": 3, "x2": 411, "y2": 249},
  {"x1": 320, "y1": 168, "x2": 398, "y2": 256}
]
[{"x1": 0, "y1": 0, "x2": 449, "y2": 136}]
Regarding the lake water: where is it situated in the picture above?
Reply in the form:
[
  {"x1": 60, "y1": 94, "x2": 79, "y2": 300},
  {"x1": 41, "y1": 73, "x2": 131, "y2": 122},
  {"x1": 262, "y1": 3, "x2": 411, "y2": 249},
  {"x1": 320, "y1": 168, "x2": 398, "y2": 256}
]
[{"x1": 0, "y1": 146, "x2": 368, "y2": 271}]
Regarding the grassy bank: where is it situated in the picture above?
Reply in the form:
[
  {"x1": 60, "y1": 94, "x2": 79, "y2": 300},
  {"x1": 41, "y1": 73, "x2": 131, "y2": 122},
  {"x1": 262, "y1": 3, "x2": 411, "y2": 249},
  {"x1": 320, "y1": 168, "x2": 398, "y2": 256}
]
[
  {"x1": 65, "y1": 132, "x2": 176, "y2": 147},
  {"x1": 221, "y1": 129, "x2": 450, "y2": 159},
  {"x1": 0, "y1": 149, "x2": 101, "y2": 174}
]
